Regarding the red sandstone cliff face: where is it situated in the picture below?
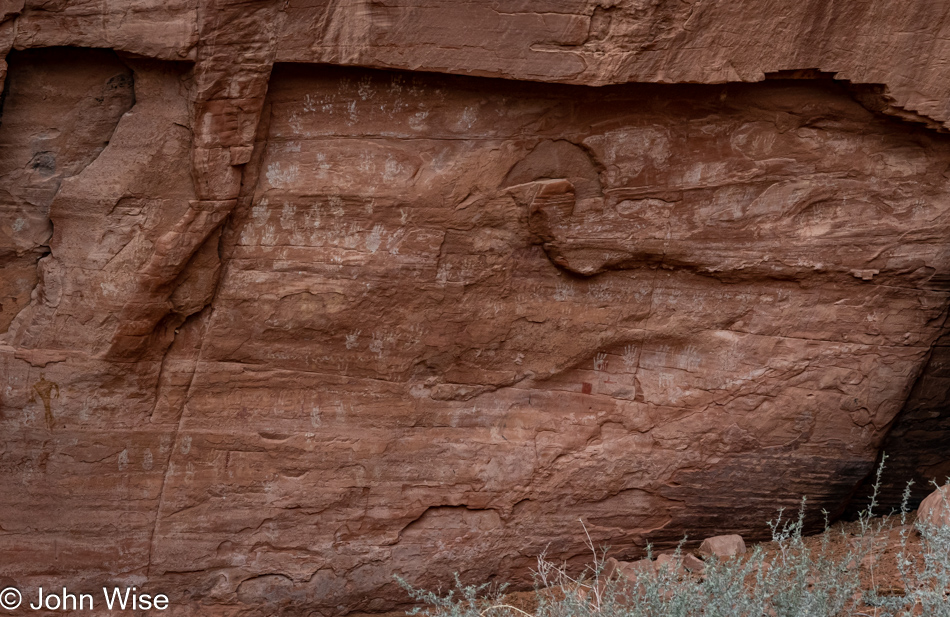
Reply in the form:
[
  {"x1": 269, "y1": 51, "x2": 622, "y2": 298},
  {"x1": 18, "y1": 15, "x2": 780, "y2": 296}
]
[{"x1": 1, "y1": 2, "x2": 950, "y2": 615}]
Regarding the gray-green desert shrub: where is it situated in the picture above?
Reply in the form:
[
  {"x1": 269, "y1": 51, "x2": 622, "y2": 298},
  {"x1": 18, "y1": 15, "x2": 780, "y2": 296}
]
[
  {"x1": 398, "y1": 458, "x2": 950, "y2": 617},
  {"x1": 864, "y1": 480, "x2": 950, "y2": 616}
]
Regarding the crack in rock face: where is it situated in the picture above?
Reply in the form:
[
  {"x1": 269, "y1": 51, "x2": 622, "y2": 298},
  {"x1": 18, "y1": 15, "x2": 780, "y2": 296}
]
[{"x1": 2, "y1": 53, "x2": 950, "y2": 616}]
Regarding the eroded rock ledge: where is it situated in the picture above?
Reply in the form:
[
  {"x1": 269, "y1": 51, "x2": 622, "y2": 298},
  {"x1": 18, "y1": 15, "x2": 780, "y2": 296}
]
[{"x1": 2, "y1": 2, "x2": 950, "y2": 615}]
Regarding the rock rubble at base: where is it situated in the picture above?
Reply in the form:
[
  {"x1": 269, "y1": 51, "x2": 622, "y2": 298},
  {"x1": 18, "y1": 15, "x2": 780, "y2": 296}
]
[{"x1": 607, "y1": 534, "x2": 746, "y2": 584}]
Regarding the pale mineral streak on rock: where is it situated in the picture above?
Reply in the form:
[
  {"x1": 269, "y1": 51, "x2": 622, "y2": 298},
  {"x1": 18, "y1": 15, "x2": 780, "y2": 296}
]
[{"x1": 1, "y1": 2, "x2": 950, "y2": 615}]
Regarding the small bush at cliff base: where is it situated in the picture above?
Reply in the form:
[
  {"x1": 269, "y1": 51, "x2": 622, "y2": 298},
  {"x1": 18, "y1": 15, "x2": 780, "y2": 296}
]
[
  {"x1": 863, "y1": 485, "x2": 950, "y2": 616},
  {"x1": 398, "y1": 462, "x2": 950, "y2": 617}
]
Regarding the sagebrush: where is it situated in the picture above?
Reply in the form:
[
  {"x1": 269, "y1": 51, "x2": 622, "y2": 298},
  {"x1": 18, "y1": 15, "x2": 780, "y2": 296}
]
[{"x1": 398, "y1": 460, "x2": 950, "y2": 617}]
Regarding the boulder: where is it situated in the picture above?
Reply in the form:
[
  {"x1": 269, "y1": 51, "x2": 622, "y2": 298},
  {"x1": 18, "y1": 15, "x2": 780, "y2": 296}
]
[
  {"x1": 918, "y1": 485, "x2": 950, "y2": 528},
  {"x1": 698, "y1": 535, "x2": 747, "y2": 559},
  {"x1": 655, "y1": 553, "x2": 680, "y2": 572},
  {"x1": 606, "y1": 556, "x2": 656, "y2": 581},
  {"x1": 683, "y1": 554, "x2": 706, "y2": 574}
]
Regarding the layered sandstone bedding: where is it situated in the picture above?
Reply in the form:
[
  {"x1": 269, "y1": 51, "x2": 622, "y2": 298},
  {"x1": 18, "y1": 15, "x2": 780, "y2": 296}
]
[{"x1": 2, "y1": 2, "x2": 950, "y2": 615}]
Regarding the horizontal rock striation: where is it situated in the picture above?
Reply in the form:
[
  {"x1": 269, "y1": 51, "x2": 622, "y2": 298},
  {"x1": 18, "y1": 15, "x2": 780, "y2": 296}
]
[{"x1": 1, "y1": 2, "x2": 950, "y2": 615}]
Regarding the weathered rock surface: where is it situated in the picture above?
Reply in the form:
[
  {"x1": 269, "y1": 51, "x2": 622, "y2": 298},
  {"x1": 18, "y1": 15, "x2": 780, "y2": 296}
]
[
  {"x1": 1, "y1": 2, "x2": 950, "y2": 616},
  {"x1": 847, "y1": 332, "x2": 950, "y2": 516}
]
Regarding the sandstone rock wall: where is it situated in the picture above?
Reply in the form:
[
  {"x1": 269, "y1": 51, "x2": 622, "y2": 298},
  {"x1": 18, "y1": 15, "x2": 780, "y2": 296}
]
[
  {"x1": 1, "y1": 2, "x2": 950, "y2": 615},
  {"x1": 848, "y1": 331, "x2": 950, "y2": 516}
]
